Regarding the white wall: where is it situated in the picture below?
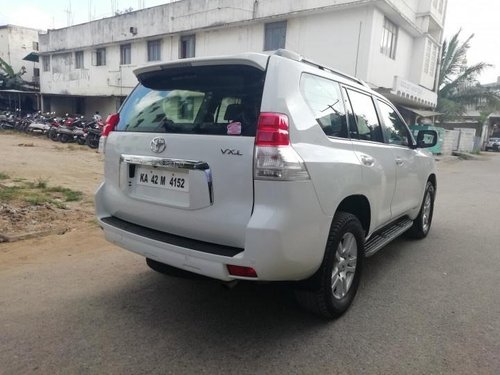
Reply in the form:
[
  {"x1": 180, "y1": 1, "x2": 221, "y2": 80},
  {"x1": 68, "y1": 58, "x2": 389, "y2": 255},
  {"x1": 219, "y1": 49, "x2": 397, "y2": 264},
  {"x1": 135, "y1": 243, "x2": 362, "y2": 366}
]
[
  {"x1": 366, "y1": 8, "x2": 414, "y2": 88},
  {"x1": 0, "y1": 26, "x2": 40, "y2": 84}
]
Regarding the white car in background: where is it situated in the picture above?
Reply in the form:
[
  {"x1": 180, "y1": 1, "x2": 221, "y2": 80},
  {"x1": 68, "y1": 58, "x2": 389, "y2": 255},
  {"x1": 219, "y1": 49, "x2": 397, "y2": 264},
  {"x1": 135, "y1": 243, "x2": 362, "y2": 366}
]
[{"x1": 485, "y1": 137, "x2": 500, "y2": 151}]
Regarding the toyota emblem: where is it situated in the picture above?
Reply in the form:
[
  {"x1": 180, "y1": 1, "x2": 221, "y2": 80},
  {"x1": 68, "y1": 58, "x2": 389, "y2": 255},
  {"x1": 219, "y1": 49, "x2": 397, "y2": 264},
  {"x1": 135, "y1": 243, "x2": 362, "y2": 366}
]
[{"x1": 150, "y1": 137, "x2": 166, "y2": 153}]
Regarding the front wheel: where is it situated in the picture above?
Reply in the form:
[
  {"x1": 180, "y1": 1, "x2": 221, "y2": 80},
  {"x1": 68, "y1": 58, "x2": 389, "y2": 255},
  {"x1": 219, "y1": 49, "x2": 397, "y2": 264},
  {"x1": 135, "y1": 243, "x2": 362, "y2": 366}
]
[
  {"x1": 59, "y1": 133, "x2": 70, "y2": 143},
  {"x1": 295, "y1": 212, "x2": 364, "y2": 319},
  {"x1": 406, "y1": 181, "x2": 435, "y2": 239}
]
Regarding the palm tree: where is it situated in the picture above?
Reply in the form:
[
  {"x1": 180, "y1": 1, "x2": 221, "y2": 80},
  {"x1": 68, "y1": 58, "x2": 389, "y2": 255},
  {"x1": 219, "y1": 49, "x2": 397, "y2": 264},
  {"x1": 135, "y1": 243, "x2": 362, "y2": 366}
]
[
  {"x1": 437, "y1": 30, "x2": 500, "y2": 121},
  {"x1": 0, "y1": 57, "x2": 28, "y2": 90}
]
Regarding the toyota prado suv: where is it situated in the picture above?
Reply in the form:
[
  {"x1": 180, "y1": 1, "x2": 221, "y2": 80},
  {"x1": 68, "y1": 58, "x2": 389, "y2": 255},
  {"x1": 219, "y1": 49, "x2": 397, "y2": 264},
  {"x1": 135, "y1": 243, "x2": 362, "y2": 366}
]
[{"x1": 96, "y1": 50, "x2": 438, "y2": 319}]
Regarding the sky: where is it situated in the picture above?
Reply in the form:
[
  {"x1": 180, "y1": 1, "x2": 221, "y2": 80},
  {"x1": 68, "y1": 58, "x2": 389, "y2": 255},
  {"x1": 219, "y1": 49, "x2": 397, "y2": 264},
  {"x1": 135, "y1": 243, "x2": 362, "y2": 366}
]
[{"x1": 0, "y1": 0, "x2": 498, "y2": 84}]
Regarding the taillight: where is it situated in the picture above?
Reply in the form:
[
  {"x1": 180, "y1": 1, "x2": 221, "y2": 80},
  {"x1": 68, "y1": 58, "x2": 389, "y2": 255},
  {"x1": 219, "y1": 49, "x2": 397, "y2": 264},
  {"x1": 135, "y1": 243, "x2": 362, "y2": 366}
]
[
  {"x1": 254, "y1": 113, "x2": 310, "y2": 181},
  {"x1": 227, "y1": 265, "x2": 258, "y2": 278},
  {"x1": 98, "y1": 113, "x2": 119, "y2": 153},
  {"x1": 255, "y1": 113, "x2": 290, "y2": 146}
]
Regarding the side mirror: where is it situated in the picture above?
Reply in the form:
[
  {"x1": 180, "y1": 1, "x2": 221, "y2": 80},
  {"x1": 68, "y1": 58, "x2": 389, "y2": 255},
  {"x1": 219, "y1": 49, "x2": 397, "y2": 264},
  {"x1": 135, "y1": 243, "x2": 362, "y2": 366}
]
[{"x1": 416, "y1": 130, "x2": 438, "y2": 148}]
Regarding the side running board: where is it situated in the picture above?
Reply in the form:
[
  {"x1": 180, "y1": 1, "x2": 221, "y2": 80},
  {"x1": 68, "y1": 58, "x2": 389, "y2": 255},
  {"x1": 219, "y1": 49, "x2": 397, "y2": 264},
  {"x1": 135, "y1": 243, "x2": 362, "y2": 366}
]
[{"x1": 364, "y1": 218, "x2": 413, "y2": 257}]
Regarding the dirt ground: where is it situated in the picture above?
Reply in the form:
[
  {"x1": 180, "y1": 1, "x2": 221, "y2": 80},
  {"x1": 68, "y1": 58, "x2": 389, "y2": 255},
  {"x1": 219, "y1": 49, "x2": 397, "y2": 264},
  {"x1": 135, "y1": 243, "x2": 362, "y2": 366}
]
[{"x1": 0, "y1": 132, "x2": 105, "y2": 263}]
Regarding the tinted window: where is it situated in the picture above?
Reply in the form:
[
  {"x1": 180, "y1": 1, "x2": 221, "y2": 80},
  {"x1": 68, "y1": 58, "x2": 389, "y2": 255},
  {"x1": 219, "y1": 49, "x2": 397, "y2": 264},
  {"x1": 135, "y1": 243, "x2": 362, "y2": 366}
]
[
  {"x1": 346, "y1": 90, "x2": 383, "y2": 143},
  {"x1": 300, "y1": 74, "x2": 348, "y2": 138},
  {"x1": 377, "y1": 100, "x2": 411, "y2": 146},
  {"x1": 117, "y1": 65, "x2": 265, "y2": 136}
]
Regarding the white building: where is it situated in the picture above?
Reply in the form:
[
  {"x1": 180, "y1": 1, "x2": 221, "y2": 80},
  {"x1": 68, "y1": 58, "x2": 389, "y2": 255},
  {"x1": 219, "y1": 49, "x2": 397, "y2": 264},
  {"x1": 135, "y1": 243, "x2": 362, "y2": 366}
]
[
  {"x1": 0, "y1": 24, "x2": 41, "y2": 111},
  {"x1": 39, "y1": 0, "x2": 447, "y2": 120},
  {"x1": 0, "y1": 24, "x2": 40, "y2": 87}
]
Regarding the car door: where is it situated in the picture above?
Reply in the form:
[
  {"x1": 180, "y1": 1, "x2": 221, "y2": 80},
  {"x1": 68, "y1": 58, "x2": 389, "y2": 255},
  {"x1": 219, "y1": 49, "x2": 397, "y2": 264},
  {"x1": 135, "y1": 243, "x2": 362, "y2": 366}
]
[
  {"x1": 376, "y1": 99, "x2": 421, "y2": 217},
  {"x1": 343, "y1": 87, "x2": 396, "y2": 231}
]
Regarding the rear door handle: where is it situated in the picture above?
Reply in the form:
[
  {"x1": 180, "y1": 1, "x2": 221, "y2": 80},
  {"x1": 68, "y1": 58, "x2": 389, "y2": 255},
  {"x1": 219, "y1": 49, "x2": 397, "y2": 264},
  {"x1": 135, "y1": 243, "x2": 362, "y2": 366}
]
[
  {"x1": 395, "y1": 157, "x2": 404, "y2": 166},
  {"x1": 360, "y1": 155, "x2": 375, "y2": 167}
]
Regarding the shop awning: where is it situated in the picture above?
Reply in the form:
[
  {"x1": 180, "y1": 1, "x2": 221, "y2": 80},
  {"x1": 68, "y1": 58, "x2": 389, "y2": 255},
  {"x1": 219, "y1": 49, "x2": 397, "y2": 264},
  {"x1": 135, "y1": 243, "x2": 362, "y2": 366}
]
[
  {"x1": 22, "y1": 52, "x2": 39, "y2": 63},
  {"x1": 401, "y1": 106, "x2": 441, "y2": 117}
]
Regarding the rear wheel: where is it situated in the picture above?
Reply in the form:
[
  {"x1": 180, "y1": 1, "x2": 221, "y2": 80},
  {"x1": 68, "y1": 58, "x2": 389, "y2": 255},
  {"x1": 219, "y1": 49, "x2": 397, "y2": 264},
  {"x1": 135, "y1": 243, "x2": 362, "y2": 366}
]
[
  {"x1": 86, "y1": 134, "x2": 99, "y2": 149},
  {"x1": 295, "y1": 212, "x2": 364, "y2": 319},
  {"x1": 406, "y1": 181, "x2": 435, "y2": 239}
]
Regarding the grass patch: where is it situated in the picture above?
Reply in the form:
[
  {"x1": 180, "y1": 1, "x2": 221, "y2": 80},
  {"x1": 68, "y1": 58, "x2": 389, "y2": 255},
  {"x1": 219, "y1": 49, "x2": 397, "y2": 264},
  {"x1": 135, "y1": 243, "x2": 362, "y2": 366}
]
[
  {"x1": 0, "y1": 177, "x2": 84, "y2": 207},
  {"x1": 24, "y1": 192, "x2": 52, "y2": 206},
  {"x1": 0, "y1": 186, "x2": 19, "y2": 201},
  {"x1": 35, "y1": 177, "x2": 48, "y2": 189},
  {"x1": 45, "y1": 186, "x2": 83, "y2": 202},
  {"x1": 0, "y1": 172, "x2": 9, "y2": 180}
]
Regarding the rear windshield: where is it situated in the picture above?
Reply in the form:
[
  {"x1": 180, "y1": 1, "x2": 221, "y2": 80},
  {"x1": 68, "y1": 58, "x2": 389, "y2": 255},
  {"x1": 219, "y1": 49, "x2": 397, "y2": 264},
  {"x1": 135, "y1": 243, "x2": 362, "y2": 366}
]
[{"x1": 117, "y1": 65, "x2": 265, "y2": 136}]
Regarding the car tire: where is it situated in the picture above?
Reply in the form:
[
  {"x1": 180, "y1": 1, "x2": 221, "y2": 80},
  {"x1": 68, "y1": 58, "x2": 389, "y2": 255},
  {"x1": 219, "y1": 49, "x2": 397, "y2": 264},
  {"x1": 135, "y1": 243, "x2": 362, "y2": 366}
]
[
  {"x1": 146, "y1": 258, "x2": 208, "y2": 280},
  {"x1": 294, "y1": 211, "x2": 364, "y2": 319},
  {"x1": 405, "y1": 181, "x2": 435, "y2": 239}
]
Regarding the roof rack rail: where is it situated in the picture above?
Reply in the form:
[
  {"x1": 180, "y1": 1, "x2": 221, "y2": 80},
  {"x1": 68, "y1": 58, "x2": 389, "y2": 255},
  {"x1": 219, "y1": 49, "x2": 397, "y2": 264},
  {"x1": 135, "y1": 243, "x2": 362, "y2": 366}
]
[{"x1": 274, "y1": 49, "x2": 369, "y2": 88}]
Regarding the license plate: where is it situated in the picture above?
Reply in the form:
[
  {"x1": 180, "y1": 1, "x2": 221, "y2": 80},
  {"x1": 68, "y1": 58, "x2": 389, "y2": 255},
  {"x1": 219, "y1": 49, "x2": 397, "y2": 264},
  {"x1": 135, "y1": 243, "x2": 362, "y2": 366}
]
[{"x1": 136, "y1": 167, "x2": 189, "y2": 192}]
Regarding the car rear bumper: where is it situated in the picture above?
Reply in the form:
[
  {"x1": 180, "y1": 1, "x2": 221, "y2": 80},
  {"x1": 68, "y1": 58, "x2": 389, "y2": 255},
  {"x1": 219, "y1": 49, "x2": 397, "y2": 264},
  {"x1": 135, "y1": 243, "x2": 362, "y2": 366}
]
[{"x1": 96, "y1": 180, "x2": 331, "y2": 282}]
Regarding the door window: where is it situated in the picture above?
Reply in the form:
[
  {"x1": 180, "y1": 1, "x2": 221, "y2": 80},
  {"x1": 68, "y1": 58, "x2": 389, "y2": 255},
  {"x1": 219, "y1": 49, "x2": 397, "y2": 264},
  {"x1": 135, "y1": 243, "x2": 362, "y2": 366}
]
[
  {"x1": 377, "y1": 100, "x2": 411, "y2": 146},
  {"x1": 346, "y1": 89, "x2": 384, "y2": 142},
  {"x1": 300, "y1": 74, "x2": 348, "y2": 138}
]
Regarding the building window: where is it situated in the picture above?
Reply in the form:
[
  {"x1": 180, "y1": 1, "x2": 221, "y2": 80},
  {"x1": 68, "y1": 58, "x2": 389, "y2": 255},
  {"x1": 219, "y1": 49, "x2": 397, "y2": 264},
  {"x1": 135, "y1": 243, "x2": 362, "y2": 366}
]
[
  {"x1": 92, "y1": 48, "x2": 106, "y2": 66},
  {"x1": 430, "y1": 43, "x2": 438, "y2": 77},
  {"x1": 42, "y1": 56, "x2": 50, "y2": 72},
  {"x1": 424, "y1": 40, "x2": 439, "y2": 77},
  {"x1": 424, "y1": 39, "x2": 439, "y2": 77},
  {"x1": 33, "y1": 67, "x2": 40, "y2": 77},
  {"x1": 179, "y1": 35, "x2": 195, "y2": 59},
  {"x1": 264, "y1": 21, "x2": 287, "y2": 51},
  {"x1": 75, "y1": 51, "x2": 84, "y2": 69},
  {"x1": 32, "y1": 41, "x2": 39, "y2": 51},
  {"x1": 380, "y1": 17, "x2": 398, "y2": 59},
  {"x1": 433, "y1": 0, "x2": 445, "y2": 13},
  {"x1": 120, "y1": 44, "x2": 131, "y2": 65},
  {"x1": 147, "y1": 40, "x2": 161, "y2": 61}
]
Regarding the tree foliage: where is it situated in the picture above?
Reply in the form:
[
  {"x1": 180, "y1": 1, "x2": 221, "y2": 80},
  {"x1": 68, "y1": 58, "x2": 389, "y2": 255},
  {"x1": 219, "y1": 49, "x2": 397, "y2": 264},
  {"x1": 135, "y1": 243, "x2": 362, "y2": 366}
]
[
  {"x1": 437, "y1": 30, "x2": 500, "y2": 121},
  {"x1": 0, "y1": 57, "x2": 29, "y2": 90}
]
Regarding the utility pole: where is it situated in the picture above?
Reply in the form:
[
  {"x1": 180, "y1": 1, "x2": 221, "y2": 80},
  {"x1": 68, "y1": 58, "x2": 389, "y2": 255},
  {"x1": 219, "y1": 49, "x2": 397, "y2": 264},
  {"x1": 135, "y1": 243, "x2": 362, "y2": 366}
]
[{"x1": 64, "y1": 0, "x2": 73, "y2": 26}]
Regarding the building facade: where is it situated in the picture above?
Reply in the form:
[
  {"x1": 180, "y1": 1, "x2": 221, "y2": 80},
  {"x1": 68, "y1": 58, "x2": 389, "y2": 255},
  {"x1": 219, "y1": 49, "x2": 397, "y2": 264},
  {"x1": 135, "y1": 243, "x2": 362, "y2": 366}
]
[
  {"x1": 0, "y1": 25, "x2": 41, "y2": 111},
  {"x1": 0, "y1": 24, "x2": 40, "y2": 87},
  {"x1": 39, "y1": 0, "x2": 447, "y2": 120}
]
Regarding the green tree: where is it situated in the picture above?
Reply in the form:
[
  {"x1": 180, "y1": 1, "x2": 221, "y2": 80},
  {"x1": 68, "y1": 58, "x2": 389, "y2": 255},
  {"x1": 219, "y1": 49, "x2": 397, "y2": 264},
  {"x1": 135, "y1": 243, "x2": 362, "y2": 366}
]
[
  {"x1": 437, "y1": 30, "x2": 500, "y2": 121},
  {"x1": 0, "y1": 57, "x2": 28, "y2": 90}
]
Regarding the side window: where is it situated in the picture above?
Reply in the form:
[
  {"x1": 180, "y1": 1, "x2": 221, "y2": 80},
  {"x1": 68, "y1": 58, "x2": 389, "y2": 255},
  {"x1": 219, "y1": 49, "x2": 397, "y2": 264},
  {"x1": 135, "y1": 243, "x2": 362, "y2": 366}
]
[
  {"x1": 345, "y1": 89, "x2": 384, "y2": 143},
  {"x1": 300, "y1": 73, "x2": 349, "y2": 138},
  {"x1": 377, "y1": 100, "x2": 411, "y2": 146}
]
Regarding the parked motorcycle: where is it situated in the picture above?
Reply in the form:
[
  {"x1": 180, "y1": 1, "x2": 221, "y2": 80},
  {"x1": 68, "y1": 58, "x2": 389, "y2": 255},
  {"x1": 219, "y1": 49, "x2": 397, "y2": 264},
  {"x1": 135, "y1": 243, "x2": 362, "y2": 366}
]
[{"x1": 85, "y1": 120, "x2": 104, "y2": 149}]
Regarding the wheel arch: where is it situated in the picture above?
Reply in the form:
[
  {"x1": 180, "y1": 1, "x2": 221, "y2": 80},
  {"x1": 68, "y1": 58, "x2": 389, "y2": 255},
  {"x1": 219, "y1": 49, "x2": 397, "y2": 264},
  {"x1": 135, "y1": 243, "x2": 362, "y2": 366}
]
[
  {"x1": 428, "y1": 173, "x2": 437, "y2": 191},
  {"x1": 335, "y1": 195, "x2": 371, "y2": 236}
]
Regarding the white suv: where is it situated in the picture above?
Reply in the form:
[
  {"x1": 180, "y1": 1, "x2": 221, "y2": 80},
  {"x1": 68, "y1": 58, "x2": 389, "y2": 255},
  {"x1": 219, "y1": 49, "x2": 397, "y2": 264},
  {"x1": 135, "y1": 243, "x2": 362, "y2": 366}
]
[{"x1": 96, "y1": 50, "x2": 437, "y2": 318}]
